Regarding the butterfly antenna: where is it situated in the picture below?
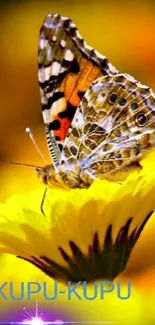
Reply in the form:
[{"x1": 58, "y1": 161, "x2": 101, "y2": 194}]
[
  {"x1": 0, "y1": 161, "x2": 44, "y2": 169},
  {"x1": 26, "y1": 127, "x2": 48, "y2": 164}
]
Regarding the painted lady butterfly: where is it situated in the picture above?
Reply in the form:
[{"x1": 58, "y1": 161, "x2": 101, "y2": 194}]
[{"x1": 37, "y1": 13, "x2": 155, "y2": 188}]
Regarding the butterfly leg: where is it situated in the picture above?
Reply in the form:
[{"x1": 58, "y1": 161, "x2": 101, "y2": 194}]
[
  {"x1": 85, "y1": 170, "x2": 97, "y2": 180},
  {"x1": 40, "y1": 187, "x2": 47, "y2": 217},
  {"x1": 79, "y1": 169, "x2": 97, "y2": 186}
]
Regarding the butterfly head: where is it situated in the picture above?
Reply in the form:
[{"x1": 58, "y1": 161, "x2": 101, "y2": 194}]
[
  {"x1": 35, "y1": 165, "x2": 62, "y2": 187},
  {"x1": 36, "y1": 164, "x2": 79, "y2": 189}
]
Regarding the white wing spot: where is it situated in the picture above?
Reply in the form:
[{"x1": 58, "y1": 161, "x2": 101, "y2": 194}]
[
  {"x1": 47, "y1": 45, "x2": 52, "y2": 62},
  {"x1": 70, "y1": 22, "x2": 76, "y2": 28},
  {"x1": 40, "y1": 39, "x2": 48, "y2": 49},
  {"x1": 102, "y1": 116, "x2": 113, "y2": 132},
  {"x1": 76, "y1": 31, "x2": 82, "y2": 40},
  {"x1": 94, "y1": 50, "x2": 105, "y2": 60},
  {"x1": 91, "y1": 82, "x2": 103, "y2": 93},
  {"x1": 124, "y1": 74, "x2": 136, "y2": 83},
  {"x1": 86, "y1": 45, "x2": 93, "y2": 51},
  {"x1": 51, "y1": 61, "x2": 61, "y2": 76},
  {"x1": 40, "y1": 39, "x2": 45, "y2": 50},
  {"x1": 138, "y1": 83, "x2": 149, "y2": 89},
  {"x1": 60, "y1": 40, "x2": 66, "y2": 48},
  {"x1": 44, "y1": 66, "x2": 51, "y2": 81},
  {"x1": 50, "y1": 98, "x2": 66, "y2": 119},
  {"x1": 62, "y1": 17, "x2": 69, "y2": 21},
  {"x1": 97, "y1": 93, "x2": 105, "y2": 103},
  {"x1": 64, "y1": 49, "x2": 74, "y2": 61},
  {"x1": 39, "y1": 31, "x2": 45, "y2": 50},
  {"x1": 38, "y1": 67, "x2": 45, "y2": 82},
  {"x1": 52, "y1": 35, "x2": 57, "y2": 42}
]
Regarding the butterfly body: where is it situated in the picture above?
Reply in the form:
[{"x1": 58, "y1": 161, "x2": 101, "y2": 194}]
[{"x1": 38, "y1": 14, "x2": 155, "y2": 188}]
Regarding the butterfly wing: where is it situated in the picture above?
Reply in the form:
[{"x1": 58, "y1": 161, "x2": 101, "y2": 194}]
[
  {"x1": 38, "y1": 13, "x2": 118, "y2": 160},
  {"x1": 61, "y1": 73, "x2": 155, "y2": 181}
]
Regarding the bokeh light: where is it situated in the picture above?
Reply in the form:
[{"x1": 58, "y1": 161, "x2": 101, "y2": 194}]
[{"x1": 23, "y1": 318, "x2": 43, "y2": 325}]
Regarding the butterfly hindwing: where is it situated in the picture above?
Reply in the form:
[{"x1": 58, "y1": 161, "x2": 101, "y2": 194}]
[
  {"x1": 38, "y1": 13, "x2": 118, "y2": 156},
  {"x1": 61, "y1": 73, "x2": 155, "y2": 180}
]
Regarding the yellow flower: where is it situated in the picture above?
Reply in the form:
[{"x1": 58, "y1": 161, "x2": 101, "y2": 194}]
[{"x1": 0, "y1": 166, "x2": 155, "y2": 284}]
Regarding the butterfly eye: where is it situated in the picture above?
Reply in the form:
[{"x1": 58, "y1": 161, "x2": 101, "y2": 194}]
[
  {"x1": 108, "y1": 93, "x2": 118, "y2": 104},
  {"x1": 43, "y1": 175, "x2": 48, "y2": 184},
  {"x1": 135, "y1": 112, "x2": 147, "y2": 127}
]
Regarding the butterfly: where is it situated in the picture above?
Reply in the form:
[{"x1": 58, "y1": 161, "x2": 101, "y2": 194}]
[{"x1": 37, "y1": 13, "x2": 155, "y2": 188}]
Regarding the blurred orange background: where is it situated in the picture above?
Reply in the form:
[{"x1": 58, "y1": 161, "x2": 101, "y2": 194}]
[{"x1": 0, "y1": 0, "x2": 155, "y2": 323}]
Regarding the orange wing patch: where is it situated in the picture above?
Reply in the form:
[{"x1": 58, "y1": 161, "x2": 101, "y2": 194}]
[{"x1": 53, "y1": 60, "x2": 103, "y2": 142}]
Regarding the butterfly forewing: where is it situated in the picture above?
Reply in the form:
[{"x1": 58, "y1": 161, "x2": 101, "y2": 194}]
[{"x1": 38, "y1": 13, "x2": 118, "y2": 158}]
